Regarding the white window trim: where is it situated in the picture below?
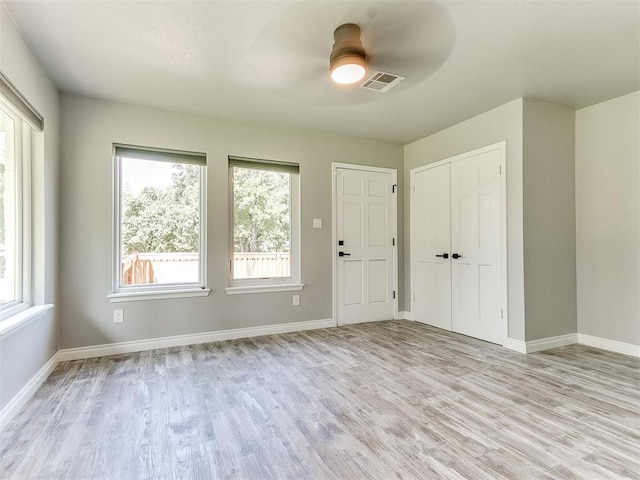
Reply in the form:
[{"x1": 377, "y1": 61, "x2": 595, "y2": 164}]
[
  {"x1": 107, "y1": 287, "x2": 211, "y2": 303},
  {"x1": 21, "y1": 122, "x2": 32, "y2": 307},
  {"x1": 225, "y1": 283, "x2": 304, "y2": 295},
  {"x1": 0, "y1": 97, "x2": 33, "y2": 316},
  {"x1": 111, "y1": 145, "x2": 208, "y2": 299},
  {"x1": 227, "y1": 161, "x2": 302, "y2": 293},
  {"x1": 0, "y1": 77, "x2": 48, "y2": 336}
]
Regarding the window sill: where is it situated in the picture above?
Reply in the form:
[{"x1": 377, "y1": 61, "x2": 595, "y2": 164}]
[
  {"x1": 225, "y1": 283, "x2": 305, "y2": 295},
  {"x1": 0, "y1": 304, "x2": 54, "y2": 341},
  {"x1": 108, "y1": 288, "x2": 211, "y2": 303}
]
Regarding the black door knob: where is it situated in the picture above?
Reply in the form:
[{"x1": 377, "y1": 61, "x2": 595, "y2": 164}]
[
  {"x1": 338, "y1": 252, "x2": 351, "y2": 257},
  {"x1": 452, "y1": 253, "x2": 462, "y2": 259},
  {"x1": 435, "y1": 253, "x2": 449, "y2": 259}
]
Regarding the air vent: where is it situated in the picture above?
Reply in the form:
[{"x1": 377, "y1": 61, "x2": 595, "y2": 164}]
[{"x1": 360, "y1": 71, "x2": 406, "y2": 93}]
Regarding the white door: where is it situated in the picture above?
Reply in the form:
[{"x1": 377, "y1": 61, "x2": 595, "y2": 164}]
[
  {"x1": 411, "y1": 164, "x2": 452, "y2": 330},
  {"x1": 336, "y1": 167, "x2": 396, "y2": 325},
  {"x1": 450, "y1": 149, "x2": 503, "y2": 344}
]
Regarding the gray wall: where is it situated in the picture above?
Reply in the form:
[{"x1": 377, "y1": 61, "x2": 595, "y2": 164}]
[
  {"x1": 0, "y1": 3, "x2": 60, "y2": 410},
  {"x1": 403, "y1": 99, "x2": 526, "y2": 341},
  {"x1": 575, "y1": 91, "x2": 640, "y2": 345},
  {"x1": 59, "y1": 94, "x2": 403, "y2": 349},
  {"x1": 0, "y1": 316, "x2": 58, "y2": 409},
  {"x1": 522, "y1": 99, "x2": 577, "y2": 341}
]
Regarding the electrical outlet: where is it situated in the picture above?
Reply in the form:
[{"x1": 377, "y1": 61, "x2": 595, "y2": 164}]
[
  {"x1": 292, "y1": 295, "x2": 300, "y2": 306},
  {"x1": 312, "y1": 218, "x2": 322, "y2": 229},
  {"x1": 113, "y1": 309, "x2": 124, "y2": 324}
]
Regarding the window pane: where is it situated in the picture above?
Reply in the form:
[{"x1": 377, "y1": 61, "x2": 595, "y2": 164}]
[
  {"x1": 232, "y1": 167, "x2": 291, "y2": 279},
  {"x1": 120, "y1": 157, "x2": 201, "y2": 286},
  {"x1": 0, "y1": 108, "x2": 16, "y2": 305}
]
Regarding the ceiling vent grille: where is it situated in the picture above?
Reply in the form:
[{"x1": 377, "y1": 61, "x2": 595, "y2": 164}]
[{"x1": 360, "y1": 71, "x2": 406, "y2": 92}]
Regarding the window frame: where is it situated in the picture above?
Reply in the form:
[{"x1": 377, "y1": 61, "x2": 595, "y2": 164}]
[
  {"x1": 109, "y1": 144, "x2": 209, "y2": 302},
  {"x1": 226, "y1": 157, "x2": 302, "y2": 294},
  {"x1": 0, "y1": 96, "x2": 33, "y2": 317}
]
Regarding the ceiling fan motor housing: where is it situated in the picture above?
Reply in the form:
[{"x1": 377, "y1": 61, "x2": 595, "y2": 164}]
[{"x1": 330, "y1": 23, "x2": 367, "y2": 68}]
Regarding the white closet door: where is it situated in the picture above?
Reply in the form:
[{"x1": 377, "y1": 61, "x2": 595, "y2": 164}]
[
  {"x1": 411, "y1": 164, "x2": 452, "y2": 330},
  {"x1": 450, "y1": 149, "x2": 503, "y2": 344}
]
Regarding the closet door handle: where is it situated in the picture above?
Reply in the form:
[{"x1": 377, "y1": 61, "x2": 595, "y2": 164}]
[
  {"x1": 435, "y1": 253, "x2": 449, "y2": 259},
  {"x1": 452, "y1": 253, "x2": 462, "y2": 259}
]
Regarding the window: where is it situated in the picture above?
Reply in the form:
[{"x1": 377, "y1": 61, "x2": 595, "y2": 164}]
[
  {"x1": 0, "y1": 76, "x2": 40, "y2": 315},
  {"x1": 111, "y1": 145, "x2": 208, "y2": 301},
  {"x1": 227, "y1": 156, "x2": 302, "y2": 293},
  {"x1": 0, "y1": 103, "x2": 26, "y2": 310}
]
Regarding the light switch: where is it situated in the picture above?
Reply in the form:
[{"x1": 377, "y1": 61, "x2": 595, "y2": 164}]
[{"x1": 313, "y1": 218, "x2": 322, "y2": 229}]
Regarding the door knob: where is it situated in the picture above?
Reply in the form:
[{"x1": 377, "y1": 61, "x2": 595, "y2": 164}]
[
  {"x1": 452, "y1": 253, "x2": 462, "y2": 259},
  {"x1": 435, "y1": 253, "x2": 449, "y2": 259},
  {"x1": 338, "y1": 252, "x2": 351, "y2": 257}
]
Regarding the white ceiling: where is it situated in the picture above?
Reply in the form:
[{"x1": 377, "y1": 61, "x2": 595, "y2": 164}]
[{"x1": 4, "y1": 0, "x2": 639, "y2": 145}]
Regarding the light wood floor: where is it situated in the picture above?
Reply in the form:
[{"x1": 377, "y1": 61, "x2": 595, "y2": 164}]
[{"x1": 1, "y1": 320, "x2": 639, "y2": 479}]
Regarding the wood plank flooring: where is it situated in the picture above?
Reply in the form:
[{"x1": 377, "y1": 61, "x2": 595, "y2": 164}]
[{"x1": 1, "y1": 320, "x2": 639, "y2": 479}]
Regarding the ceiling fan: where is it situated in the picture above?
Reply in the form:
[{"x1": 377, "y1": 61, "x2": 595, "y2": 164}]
[{"x1": 245, "y1": 2, "x2": 456, "y2": 105}]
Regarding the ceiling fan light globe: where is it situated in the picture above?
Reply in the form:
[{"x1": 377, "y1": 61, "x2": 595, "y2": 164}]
[{"x1": 330, "y1": 56, "x2": 366, "y2": 85}]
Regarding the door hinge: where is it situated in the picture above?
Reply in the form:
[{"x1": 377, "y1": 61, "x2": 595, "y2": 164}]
[
  {"x1": 412, "y1": 185, "x2": 416, "y2": 194},
  {"x1": 501, "y1": 308, "x2": 504, "y2": 319},
  {"x1": 499, "y1": 165, "x2": 502, "y2": 175},
  {"x1": 412, "y1": 293, "x2": 415, "y2": 302},
  {"x1": 392, "y1": 184, "x2": 397, "y2": 193},
  {"x1": 392, "y1": 238, "x2": 395, "y2": 246},
  {"x1": 393, "y1": 290, "x2": 396, "y2": 299}
]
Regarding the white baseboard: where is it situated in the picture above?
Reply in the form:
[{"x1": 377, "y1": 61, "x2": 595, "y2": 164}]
[
  {"x1": 505, "y1": 332, "x2": 639, "y2": 357},
  {"x1": 504, "y1": 337, "x2": 527, "y2": 353},
  {"x1": 525, "y1": 333, "x2": 579, "y2": 353},
  {"x1": 58, "y1": 318, "x2": 335, "y2": 362},
  {"x1": 397, "y1": 311, "x2": 412, "y2": 321},
  {"x1": 0, "y1": 352, "x2": 59, "y2": 431},
  {"x1": 578, "y1": 334, "x2": 640, "y2": 358},
  {"x1": 505, "y1": 333, "x2": 578, "y2": 354}
]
